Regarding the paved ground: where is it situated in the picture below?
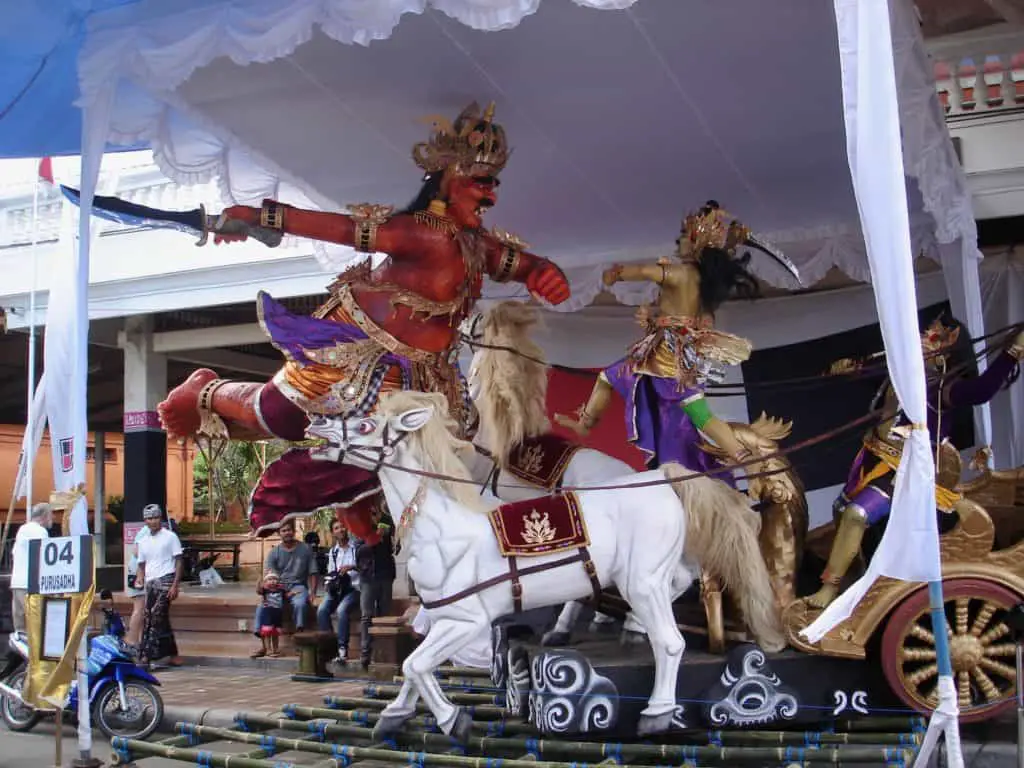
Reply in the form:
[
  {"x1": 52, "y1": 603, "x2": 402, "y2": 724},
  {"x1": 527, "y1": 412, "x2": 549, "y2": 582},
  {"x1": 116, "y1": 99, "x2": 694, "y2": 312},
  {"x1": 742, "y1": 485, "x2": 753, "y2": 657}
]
[
  {"x1": 0, "y1": 666, "x2": 1020, "y2": 766},
  {"x1": 156, "y1": 664, "x2": 364, "y2": 714}
]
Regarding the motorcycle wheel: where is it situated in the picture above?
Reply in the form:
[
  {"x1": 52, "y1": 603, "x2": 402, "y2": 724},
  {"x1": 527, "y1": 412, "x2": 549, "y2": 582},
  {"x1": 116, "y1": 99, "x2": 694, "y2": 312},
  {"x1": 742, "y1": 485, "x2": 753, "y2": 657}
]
[
  {"x1": 1, "y1": 671, "x2": 42, "y2": 732},
  {"x1": 91, "y1": 680, "x2": 163, "y2": 741}
]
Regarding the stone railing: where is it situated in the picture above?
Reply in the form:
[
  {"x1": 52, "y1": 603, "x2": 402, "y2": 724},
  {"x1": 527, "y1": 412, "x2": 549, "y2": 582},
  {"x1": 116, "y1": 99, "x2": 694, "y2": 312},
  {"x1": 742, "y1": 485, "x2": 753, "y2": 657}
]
[
  {"x1": 0, "y1": 172, "x2": 224, "y2": 249},
  {"x1": 929, "y1": 24, "x2": 1024, "y2": 116}
]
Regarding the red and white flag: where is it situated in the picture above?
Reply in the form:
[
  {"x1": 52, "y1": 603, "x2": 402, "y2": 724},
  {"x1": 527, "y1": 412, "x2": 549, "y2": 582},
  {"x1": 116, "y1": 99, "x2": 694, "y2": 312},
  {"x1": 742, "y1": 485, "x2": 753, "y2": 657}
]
[{"x1": 38, "y1": 157, "x2": 54, "y2": 186}]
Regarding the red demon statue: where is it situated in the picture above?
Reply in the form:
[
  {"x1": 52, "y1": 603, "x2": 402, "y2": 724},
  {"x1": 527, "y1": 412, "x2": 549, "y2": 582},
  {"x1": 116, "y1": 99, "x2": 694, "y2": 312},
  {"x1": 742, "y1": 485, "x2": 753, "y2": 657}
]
[{"x1": 157, "y1": 102, "x2": 570, "y2": 538}]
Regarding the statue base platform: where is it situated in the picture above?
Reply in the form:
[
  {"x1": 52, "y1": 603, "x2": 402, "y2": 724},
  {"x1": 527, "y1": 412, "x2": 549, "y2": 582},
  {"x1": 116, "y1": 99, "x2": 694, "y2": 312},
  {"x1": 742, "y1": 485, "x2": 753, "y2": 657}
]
[{"x1": 498, "y1": 631, "x2": 899, "y2": 736}]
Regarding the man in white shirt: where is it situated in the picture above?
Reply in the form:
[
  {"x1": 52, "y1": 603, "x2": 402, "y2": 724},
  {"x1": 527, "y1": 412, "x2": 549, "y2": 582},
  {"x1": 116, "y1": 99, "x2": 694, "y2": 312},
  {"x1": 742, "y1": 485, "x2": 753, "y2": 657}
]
[
  {"x1": 9, "y1": 503, "x2": 52, "y2": 633},
  {"x1": 135, "y1": 504, "x2": 184, "y2": 667},
  {"x1": 315, "y1": 520, "x2": 360, "y2": 665}
]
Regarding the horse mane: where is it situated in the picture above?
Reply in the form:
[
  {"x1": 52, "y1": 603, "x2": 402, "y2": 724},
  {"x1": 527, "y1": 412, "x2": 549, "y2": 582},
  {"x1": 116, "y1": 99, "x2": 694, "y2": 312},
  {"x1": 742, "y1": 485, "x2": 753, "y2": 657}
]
[
  {"x1": 474, "y1": 301, "x2": 551, "y2": 464},
  {"x1": 377, "y1": 390, "x2": 486, "y2": 512}
]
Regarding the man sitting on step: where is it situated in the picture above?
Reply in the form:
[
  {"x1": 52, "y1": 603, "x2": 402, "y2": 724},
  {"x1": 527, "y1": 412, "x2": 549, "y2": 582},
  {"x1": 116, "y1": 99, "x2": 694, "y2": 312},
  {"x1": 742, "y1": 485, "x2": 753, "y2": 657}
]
[{"x1": 251, "y1": 519, "x2": 318, "y2": 658}]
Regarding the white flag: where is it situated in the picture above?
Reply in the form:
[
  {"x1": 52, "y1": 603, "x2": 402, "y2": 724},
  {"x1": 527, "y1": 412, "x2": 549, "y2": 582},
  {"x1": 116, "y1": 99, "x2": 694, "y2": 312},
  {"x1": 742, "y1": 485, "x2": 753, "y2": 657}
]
[
  {"x1": 13, "y1": 374, "x2": 47, "y2": 500},
  {"x1": 43, "y1": 202, "x2": 90, "y2": 536}
]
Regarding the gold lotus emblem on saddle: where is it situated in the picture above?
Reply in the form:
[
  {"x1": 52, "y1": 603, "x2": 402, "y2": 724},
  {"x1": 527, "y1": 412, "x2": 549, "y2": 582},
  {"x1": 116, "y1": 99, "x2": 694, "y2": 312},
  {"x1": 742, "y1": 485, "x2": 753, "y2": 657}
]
[
  {"x1": 521, "y1": 510, "x2": 557, "y2": 545},
  {"x1": 516, "y1": 443, "x2": 546, "y2": 476}
]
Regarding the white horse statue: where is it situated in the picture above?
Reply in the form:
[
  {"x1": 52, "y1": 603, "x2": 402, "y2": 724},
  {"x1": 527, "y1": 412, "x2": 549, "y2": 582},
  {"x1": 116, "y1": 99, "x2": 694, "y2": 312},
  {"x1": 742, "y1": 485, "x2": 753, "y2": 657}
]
[
  {"x1": 462, "y1": 301, "x2": 785, "y2": 652},
  {"x1": 307, "y1": 390, "x2": 696, "y2": 740}
]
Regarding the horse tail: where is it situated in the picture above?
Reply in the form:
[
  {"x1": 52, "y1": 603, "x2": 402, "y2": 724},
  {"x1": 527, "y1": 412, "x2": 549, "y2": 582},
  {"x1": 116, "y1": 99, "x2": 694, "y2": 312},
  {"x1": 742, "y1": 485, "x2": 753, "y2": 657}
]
[{"x1": 662, "y1": 463, "x2": 787, "y2": 653}]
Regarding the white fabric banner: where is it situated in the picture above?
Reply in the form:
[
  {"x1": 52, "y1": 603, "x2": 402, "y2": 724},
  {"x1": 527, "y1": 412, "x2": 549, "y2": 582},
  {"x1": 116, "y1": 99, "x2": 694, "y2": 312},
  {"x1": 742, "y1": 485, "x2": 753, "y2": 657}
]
[
  {"x1": 13, "y1": 374, "x2": 47, "y2": 501},
  {"x1": 803, "y1": 0, "x2": 940, "y2": 642},
  {"x1": 43, "y1": 203, "x2": 90, "y2": 536}
]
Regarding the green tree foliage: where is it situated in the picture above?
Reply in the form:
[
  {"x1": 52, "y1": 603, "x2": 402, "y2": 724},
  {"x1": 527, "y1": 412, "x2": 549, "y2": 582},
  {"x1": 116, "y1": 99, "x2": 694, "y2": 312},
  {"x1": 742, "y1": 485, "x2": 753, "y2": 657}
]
[{"x1": 193, "y1": 440, "x2": 288, "y2": 522}]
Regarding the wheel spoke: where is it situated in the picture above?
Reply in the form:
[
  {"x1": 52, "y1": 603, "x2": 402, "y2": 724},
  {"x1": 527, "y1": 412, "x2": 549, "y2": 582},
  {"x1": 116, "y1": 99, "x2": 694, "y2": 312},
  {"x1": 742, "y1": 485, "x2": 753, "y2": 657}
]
[
  {"x1": 980, "y1": 622, "x2": 1011, "y2": 646},
  {"x1": 902, "y1": 647, "x2": 937, "y2": 662},
  {"x1": 957, "y1": 670, "x2": 972, "y2": 710},
  {"x1": 909, "y1": 622, "x2": 935, "y2": 645},
  {"x1": 984, "y1": 642, "x2": 1017, "y2": 658},
  {"x1": 907, "y1": 663, "x2": 938, "y2": 687},
  {"x1": 970, "y1": 665, "x2": 1001, "y2": 701},
  {"x1": 954, "y1": 598, "x2": 969, "y2": 636},
  {"x1": 979, "y1": 657, "x2": 1016, "y2": 681},
  {"x1": 970, "y1": 601, "x2": 996, "y2": 637}
]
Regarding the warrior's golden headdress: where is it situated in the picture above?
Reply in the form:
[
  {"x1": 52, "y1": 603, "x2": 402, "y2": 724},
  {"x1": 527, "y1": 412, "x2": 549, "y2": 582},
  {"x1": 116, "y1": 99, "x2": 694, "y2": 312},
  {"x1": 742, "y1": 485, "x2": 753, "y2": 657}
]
[
  {"x1": 679, "y1": 200, "x2": 803, "y2": 284},
  {"x1": 682, "y1": 202, "x2": 750, "y2": 258},
  {"x1": 412, "y1": 101, "x2": 509, "y2": 178}
]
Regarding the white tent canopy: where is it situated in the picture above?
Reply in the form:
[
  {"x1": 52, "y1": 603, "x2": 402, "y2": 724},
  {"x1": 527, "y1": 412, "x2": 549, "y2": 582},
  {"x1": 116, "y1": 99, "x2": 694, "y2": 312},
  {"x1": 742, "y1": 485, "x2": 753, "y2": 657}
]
[
  {"x1": 80, "y1": 0, "x2": 976, "y2": 302},
  {"x1": 59, "y1": 1, "x2": 991, "y2": 761}
]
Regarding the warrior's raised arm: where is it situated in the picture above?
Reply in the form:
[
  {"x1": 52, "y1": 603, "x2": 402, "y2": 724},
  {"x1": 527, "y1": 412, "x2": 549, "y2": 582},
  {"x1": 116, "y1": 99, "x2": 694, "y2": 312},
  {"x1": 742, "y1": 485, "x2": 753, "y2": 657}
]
[{"x1": 555, "y1": 202, "x2": 789, "y2": 472}]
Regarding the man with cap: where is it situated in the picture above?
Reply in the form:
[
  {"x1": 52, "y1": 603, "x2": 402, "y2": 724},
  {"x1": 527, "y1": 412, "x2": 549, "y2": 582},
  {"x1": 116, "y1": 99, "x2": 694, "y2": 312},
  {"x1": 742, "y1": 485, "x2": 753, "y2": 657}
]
[{"x1": 135, "y1": 503, "x2": 185, "y2": 667}]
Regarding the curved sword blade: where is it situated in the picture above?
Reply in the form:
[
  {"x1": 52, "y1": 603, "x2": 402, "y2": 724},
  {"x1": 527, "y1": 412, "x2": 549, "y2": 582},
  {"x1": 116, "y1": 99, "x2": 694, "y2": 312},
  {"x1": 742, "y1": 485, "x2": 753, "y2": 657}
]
[
  {"x1": 60, "y1": 185, "x2": 206, "y2": 237},
  {"x1": 746, "y1": 233, "x2": 803, "y2": 286}
]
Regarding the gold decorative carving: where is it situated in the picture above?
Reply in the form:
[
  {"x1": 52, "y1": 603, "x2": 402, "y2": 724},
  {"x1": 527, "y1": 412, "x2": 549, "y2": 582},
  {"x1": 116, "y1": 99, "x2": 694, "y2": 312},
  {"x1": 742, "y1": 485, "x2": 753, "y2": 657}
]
[{"x1": 521, "y1": 510, "x2": 556, "y2": 545}]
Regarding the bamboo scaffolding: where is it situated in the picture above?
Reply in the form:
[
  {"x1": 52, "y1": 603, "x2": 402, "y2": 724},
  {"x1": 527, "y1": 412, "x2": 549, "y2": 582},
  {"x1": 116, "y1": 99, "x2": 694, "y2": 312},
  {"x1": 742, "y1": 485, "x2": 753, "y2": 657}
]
[
  {"x1": 322, "y1": 696, "x2": 507, "y2": 720},
  {"x1": 290, "y1": 703, "x2": 921, "y2": 748},
  {"x1": 437, "y1": 666, "x2": 493, "y2": 678},
  {"x1": 286, "y1": 705, "x2": 535, "y2": 736},
  {"x1": 395, "y1": 676, "x2": 505, "y2": 692},
  {"x1": 228, "y1": 714, "x2": 918, "y2": 765},
  {"x1": 365, "y1": 684, "x2": 505, "y2": 706},
  {"x1": 110, "y1": 737, "x2": 340, "y2": 768},
  {"x1": 303, "y1": 702, "x2": 926, "y2": 745}
]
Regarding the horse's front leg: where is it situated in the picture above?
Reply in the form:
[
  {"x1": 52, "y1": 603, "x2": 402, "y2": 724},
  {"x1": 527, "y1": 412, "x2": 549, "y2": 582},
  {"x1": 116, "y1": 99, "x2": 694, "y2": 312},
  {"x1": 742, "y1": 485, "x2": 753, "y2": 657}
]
[
  {"x1": 542, "y1": 602, "x2": 583, "y2": 646},
  {"x1": 390, "y1": 614, "x2": 486, "y2": 744},
  {"x1": 624, "y1": 580, "x2": 685, "y2": 736},
  {"x1": 375, "y1": 679, "x2": 420, "y2": 736}
]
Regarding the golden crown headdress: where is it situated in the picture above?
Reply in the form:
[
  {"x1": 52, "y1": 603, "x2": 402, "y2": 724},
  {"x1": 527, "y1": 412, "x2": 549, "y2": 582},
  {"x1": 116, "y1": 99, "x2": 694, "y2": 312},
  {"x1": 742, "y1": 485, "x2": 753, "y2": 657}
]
[
  {"x1": 412, "y1": 101, "x2": 509, "y2": 177},
  {"x1": 921, "y1": 316, "x2": 960, "y2": 355},
  {"x1": 681, "y1": 201, "x2": 750, "y2": 258},
  {"x1": 679, "y1": 200, "x2": 803, "y2": 284}
]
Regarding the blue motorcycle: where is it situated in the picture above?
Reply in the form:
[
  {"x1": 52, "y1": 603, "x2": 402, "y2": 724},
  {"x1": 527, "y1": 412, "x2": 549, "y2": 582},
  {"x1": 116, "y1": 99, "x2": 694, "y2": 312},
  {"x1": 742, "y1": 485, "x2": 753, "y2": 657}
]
[{"x1": 0, "y1": 589, "x2": 164, "y2": 740}]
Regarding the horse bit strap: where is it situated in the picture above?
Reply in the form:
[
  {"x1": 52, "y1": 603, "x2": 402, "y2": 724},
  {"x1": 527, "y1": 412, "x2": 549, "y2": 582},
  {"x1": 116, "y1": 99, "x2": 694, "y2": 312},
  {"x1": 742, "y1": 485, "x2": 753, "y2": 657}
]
[{"x1": 421, "y1": 546, "x2": 602, "y2": 613}]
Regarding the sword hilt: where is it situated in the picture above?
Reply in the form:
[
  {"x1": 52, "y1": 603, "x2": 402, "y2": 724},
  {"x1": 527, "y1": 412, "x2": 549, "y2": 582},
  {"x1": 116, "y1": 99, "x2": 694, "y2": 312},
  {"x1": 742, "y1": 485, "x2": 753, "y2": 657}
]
[{"x1": 200, "y1": 208, "x2": 284, "y2": 248}]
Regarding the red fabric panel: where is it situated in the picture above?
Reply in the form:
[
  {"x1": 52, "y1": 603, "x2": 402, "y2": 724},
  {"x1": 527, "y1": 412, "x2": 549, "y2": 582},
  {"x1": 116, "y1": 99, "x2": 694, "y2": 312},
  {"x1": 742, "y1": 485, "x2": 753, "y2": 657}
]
[{"x1": 545, "y1": 369, "x2": 647, "y2": 471}]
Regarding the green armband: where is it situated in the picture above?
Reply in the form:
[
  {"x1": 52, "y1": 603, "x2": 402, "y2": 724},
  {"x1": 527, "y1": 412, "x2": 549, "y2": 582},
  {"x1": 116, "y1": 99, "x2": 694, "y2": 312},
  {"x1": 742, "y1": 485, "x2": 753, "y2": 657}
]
[{"x1": 682, "y1": 395, "x2": 713, "y2": 430}]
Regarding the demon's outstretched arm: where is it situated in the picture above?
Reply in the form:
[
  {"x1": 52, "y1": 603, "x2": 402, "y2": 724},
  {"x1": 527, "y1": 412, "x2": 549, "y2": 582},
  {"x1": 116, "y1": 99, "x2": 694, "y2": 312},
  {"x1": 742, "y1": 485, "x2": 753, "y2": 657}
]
[
  {"x1": 214, "y1": 199, "x2": 418, "y2": 257},
  {"x1": 484, "y1": 232, "x2": 570, "y2": 305}
]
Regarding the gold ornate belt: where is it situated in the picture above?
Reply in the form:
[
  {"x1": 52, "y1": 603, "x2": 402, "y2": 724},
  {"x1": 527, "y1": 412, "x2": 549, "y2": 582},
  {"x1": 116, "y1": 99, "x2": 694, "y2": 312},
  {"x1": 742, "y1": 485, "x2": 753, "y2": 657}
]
[
  {"x1": 335, "y1": 283, "x2": 451, "y2": 366},
  {"x1": 862, "y1": 433, "x2": 961, "y2": 512}
]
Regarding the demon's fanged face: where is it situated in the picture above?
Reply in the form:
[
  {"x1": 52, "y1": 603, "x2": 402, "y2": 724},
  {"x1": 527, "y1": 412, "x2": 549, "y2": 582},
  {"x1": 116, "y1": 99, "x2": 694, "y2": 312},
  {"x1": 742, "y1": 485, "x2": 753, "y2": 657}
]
[{"x1": 446, "y1": 173, "x2": 499, "y2": 230}]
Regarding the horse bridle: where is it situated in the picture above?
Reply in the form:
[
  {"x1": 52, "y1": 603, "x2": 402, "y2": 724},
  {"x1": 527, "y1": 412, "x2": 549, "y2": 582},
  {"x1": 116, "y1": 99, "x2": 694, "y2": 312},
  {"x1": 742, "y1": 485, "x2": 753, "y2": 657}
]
[{"x1": 325, "y1": 417, "x2": 409, "y2": 473}]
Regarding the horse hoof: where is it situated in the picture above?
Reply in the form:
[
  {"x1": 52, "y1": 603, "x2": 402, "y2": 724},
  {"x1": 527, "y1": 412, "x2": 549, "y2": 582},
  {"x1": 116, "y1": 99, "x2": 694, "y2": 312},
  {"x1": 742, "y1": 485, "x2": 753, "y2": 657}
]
[
  {"x1": 448, "y1": 707, "x2": 473, "y2": 744},
  {"x1": 637, "y1": 710, "x2": 674, "y2": 736},
  {"x1": 373, "y1": 712, "x2": 412, "y2": 740},
  {"x1": 541, "y1": 630, "x2": 571, "y2": 647},
  {"x1": 619, "y1": 629, "x2": 647, "y2": 645}
]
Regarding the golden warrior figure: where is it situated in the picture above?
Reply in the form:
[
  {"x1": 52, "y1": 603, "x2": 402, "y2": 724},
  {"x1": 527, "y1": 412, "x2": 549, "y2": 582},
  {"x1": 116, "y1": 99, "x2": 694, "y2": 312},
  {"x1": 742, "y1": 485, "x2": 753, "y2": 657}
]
[{"x1": 556, "y1": 201, "x2": 800, "y2": 476}]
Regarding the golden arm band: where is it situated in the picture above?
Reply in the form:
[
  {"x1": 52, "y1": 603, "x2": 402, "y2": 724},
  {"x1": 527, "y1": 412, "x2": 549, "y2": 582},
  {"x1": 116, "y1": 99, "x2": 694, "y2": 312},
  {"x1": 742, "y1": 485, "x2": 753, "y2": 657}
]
[
  {"x1": 492, "y1": 247, "x2": 521, "y2": 283},
  {"x1": 260, "y1": 200, "x2": 286, "y2": 230},
  {"x1": 354, "y1": 220, "x2": 379, "y2": 253}
]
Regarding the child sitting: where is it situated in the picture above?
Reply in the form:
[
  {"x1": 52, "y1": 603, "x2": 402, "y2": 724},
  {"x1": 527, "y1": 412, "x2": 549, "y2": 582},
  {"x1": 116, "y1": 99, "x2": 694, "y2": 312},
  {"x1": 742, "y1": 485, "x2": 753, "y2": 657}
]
[{"x1": 256, "y1": 569, "x2": 288, "y2": 657}]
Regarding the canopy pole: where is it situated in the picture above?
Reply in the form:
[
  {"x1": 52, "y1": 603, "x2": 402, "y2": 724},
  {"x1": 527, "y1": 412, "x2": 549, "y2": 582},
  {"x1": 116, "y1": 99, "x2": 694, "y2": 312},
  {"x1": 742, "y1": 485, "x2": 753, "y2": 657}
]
[
  {"x1": 817, "y1": 2, "x2": 962, "y2": 765},
  {"x1": 26, "y1": 165, "x2": 40, "y2": 512}
]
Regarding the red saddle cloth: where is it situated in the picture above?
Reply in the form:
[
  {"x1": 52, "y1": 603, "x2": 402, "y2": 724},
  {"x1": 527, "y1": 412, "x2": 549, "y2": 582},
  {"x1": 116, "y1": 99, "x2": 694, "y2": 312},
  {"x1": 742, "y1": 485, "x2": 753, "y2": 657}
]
[
  {"x1": 487, "y1": 492, "x2": 590, "y2": 557},
  {"x1": 503, "y1": 434, "x2": 581, "y2": 490}
]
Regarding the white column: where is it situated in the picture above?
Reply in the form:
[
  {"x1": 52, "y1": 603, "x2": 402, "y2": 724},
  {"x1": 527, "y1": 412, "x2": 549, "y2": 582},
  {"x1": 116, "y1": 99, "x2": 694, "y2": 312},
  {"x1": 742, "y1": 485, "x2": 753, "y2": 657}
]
[{"x1": 123, "y1": 316, "x2": 168, "y2": 420}]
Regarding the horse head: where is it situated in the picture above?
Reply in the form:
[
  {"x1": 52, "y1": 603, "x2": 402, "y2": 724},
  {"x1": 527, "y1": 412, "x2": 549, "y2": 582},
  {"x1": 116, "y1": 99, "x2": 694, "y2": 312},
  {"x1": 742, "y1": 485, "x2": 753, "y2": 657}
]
[{"x1": 305, "y1": 406, "x2": 434, "y2": 471}]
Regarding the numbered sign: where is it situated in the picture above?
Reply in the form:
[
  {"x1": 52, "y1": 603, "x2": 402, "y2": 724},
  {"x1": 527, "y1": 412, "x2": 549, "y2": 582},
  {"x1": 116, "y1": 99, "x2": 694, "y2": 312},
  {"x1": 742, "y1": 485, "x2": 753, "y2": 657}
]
[{"x1": 27, "y1": 535, "x2": 94, "y2": 595}]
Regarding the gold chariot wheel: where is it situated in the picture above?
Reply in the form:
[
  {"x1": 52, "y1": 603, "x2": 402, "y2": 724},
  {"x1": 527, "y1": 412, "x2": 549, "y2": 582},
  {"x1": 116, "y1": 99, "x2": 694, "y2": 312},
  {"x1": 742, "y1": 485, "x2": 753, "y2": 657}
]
[{"x1": 880, "y1": 578, "x2": 1019, "y2": 723}]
